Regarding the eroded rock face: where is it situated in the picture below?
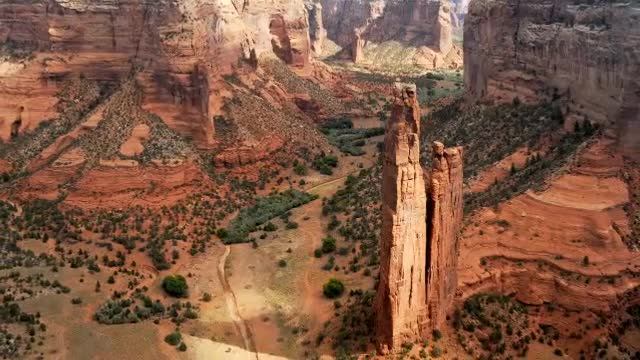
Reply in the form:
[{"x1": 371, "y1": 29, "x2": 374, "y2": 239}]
[
  {"x1": 352, "y1": 29, "x2": 364, "y2": 63},
  {"x1": 464, "y1": 0, "x2": 640, "y2": 160},
  {"x1": 306, "y1": 2, "x2": 326, "y2": 55},
  {"x1": 375, "y1": 83, "x2": 428, "y2": 353},
  {"x1": 0, "y1": 0, "x2": 312, "y2": 144},
  {"x1": 320, "y1": 0, "x2": 457, "y2": 68},
  {"x1": 375, "y1": 84, "x2": 464, "y2": 353},
  {"x1": 426, "y1": 141, "x2": 464, "y2": 328}
]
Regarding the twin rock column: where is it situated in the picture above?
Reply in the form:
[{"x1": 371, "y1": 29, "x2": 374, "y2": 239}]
[{"x1": 375, "y1": 83, "x2": 464, "y2": 354}]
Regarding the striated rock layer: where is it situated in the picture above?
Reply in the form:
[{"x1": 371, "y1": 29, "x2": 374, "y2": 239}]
[
  {"x1": 464, "y1": 0, "x2": 640, "y2": 160},
  {"x1": 375, "y1": 84, "x2": 464, "y2": 353},
  {"x1": 0, "y1": 0, "x2": 312, "y2": 144}
]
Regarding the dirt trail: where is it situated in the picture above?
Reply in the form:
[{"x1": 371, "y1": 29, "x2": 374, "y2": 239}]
[{"x1": 217, "y1": 245, "x2": 259, "y2": 359}]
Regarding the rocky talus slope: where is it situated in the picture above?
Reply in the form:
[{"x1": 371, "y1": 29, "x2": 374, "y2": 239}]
[
  {"x1": 464, "y1": 0, "x2": 640, "y2": 160},
  {"x1": 375, "y1": 84, "x2": 463, "y2": 354}
]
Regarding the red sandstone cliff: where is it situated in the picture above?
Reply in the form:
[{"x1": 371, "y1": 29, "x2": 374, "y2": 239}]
[
  {"x1": 464, "y1": 0, "x2": 640, "y2": 160},
  {"x1": 0, "y1": 0, "x2": 312, "y2": 145}
]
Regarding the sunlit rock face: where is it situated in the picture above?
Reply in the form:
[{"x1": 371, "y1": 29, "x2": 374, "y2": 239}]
[
  {"x1": 464, "y1": 0, "x2": 640, "y2": 160},
  {"x1": 0, "y1": 0, "x2": 312, "y2": 145},
  {"x1": 375, "y1": 84, "x2": 464, "y2": 354}
]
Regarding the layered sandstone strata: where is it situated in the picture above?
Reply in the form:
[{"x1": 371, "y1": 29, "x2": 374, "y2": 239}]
[
  {"x1": 464, "y1": 0, "x2": 640, "y2": 159},
  {"x1": 320, "y1": 0, "x2": 458, "y2": 68},
  {"x1": 375, "y1": 84, "x2": 464, "y2": 353},
  {"x1": 0, "y1": 0, "x2": 312, "y2": 145},
  {"x1": 375, "y1": 83, "x2": 428, "y2": 353}
]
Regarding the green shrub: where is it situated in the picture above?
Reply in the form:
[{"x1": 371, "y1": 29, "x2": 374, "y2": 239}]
[
  {"x1": 294, "y1": 163, "x2": 307, "y2": 176},
  {"x1": 323, "y1": 278, "x2": 345, "y2": 299},
  {"x1": 263, "y1": 222, "x2": 277, "y2": 232},
  {"x1": 278, "y1": 259, "x2": 287, "y2": 268},
  {"x1": 162, "y1": 275, "x2": 188, "y2": 297},
  {"x1": 322, "y1": 236, "x2": 337, "y2": 253},
  {"x1": 165, "y1": 331, "x2": 182, "y2": 346}
]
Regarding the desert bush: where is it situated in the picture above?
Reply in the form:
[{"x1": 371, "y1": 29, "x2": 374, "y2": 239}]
[
  {"x1": 162, "y1": 275, "x2": 188, "y2": 298},
  {"x1": 322, "y1": 236, "x2": 337, "y2": 253},
  {"x1": 323, "y1": 278, "x2": 345, "y2": 299},
  {"x1": 164, "y1": 331, "x2": 182, "y2": 346}
]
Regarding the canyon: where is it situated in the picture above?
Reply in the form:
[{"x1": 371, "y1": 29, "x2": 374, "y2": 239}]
[
  {"x1": 317, "y1": 0, "x2": 463, "y2": 70},
  {"x1": 0, "y1": 0, "x2": 638, "y2": 359}
]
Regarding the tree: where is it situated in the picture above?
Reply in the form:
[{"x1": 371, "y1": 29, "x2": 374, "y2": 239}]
[
  {"x1": 322, "y1": 236, "x2": 337, "y2": 253},
  {"x1": 583, "y1": 256, "x2": 589, "y2": 266},
  {"x1": 162, "y1": 275, "x2": 188, "y2": 297},
  {"x1": 323, "y1": 278, "x2": 345, "y2": 299},
  {"x1": 164, "y1": 331, "x2": 182, "y2": 346}
]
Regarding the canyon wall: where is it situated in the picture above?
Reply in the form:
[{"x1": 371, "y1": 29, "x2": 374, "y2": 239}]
[
  {"x1": 319, "y1": 0, "x2": 460, "y2": 68},
  {"x1": 375, "y1": 84, "x2": 463, "y2": 353},
  {"x1": 0, "y1": 0, "x2": 312, "y2": 145},
  {"x1": 464, "y1": 0, "x2": 640, "y2": 159}
]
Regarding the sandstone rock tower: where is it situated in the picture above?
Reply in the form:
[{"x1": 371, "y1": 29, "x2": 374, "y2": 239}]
[
  {"x1": 375, "y1": 83, "x2": 428, "y2": 353},
  {"x1": 375, "y1": 84, "x2": 464, "y2": 354},
  {"x1": 425, "y1": 141, "x2": 464, "y2": 327},
  {"x1": 352, "y1": 29, "x2": 365, "y2": 63}
]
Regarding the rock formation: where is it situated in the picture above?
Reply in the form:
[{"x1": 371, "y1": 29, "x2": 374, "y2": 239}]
[
  {"x1": 320, "y1": 0, "x2": 460, "y2": 68},
  {"x1": 464, "y1": 0, "x2": 640, "y2": 160},
  {"x1": 376, "y1": 84, "x2": 464, "y2": 353},
  {"x1": 306, "y1": 1, "x2": 326, "y2": 55},
  {"x1": 376, "y1": 83, "x2": 428, "y2": 353},
  {"x1": 425, "y1": 141, "x2": 464, "y2": 327},
  {"x1": 0, "y1": 0, "x2": 312, "y2": 144},
  {"x1": 352, "y1": 29, "x2": 364, "y2": 63}
]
